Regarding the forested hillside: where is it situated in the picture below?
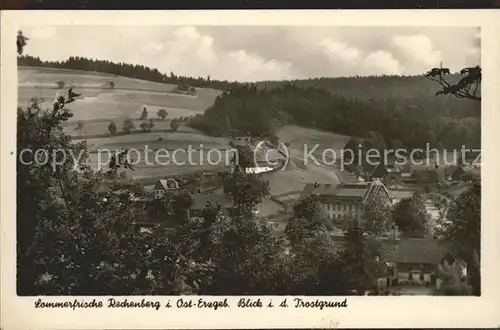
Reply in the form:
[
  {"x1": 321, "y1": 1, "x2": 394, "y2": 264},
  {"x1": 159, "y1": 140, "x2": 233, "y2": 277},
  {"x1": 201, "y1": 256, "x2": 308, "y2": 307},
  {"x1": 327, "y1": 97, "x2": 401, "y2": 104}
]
[
  {"x1": 18, "y1": 55, "x2": 239, "y2": 90},
  {"x1": 18, "y1": 55, "x2": 480, "y2": 151},
  {"x1": 189, "y1": 84, "x2": 480, "y2": 151},
  {"x1": 257, "y1": 75, "x2": 480, "y2": 119}
]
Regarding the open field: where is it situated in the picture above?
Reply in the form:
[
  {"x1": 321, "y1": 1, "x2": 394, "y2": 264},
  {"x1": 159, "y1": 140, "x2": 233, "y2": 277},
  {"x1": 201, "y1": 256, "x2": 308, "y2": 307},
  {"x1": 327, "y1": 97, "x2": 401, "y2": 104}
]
[
  {"x1": 18, "y1": 67, "x2": 356, "y2": 218},
  {"x1": 18, "y1": 66, "x2": 221, "y2": 122},
  {"x1": 18, "y1": 66, "x2": 228, "y2": 173},
  {"x1": 268, "y1": 125, "x2": 356, "y2": 198},
  {"x1": 19, "y1": 66, "x2": 220, "y2": 96}
]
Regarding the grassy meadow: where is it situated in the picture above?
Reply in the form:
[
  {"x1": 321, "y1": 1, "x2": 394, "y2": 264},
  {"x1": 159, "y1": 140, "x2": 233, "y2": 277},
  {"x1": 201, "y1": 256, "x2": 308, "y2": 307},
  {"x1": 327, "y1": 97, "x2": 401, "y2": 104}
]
[{"x1": 18, "y1": 66, "x2": 357, "y2": 215}]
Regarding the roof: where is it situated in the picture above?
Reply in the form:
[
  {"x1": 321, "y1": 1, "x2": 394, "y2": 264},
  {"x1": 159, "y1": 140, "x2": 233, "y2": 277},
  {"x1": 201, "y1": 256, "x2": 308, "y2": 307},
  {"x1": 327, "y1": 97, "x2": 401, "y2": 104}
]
[
  {"x1": 191, "y1": 193, "x2": 234, "y2": 210},
  {"x1": 391, "y1": 190, "x2": 415, "y2": 200},
  {"x1": 300, "y1": 183, "x2": 338, "y2": 199},
  {"x1": 155, "y1": 179, "x2": 180, "y2": 190},
  {"x1": 386, "y1": 238, "x2": 450, "y2": 265},
  {"x1": 359, "y1": 179, "x2": 394, "y2": 204},
  {"x1": 300, "y1": 179, "x2": 393, "y2": 204},
  {"x1": 335, "y1": 188, "x2": 366, "y2": 198}
]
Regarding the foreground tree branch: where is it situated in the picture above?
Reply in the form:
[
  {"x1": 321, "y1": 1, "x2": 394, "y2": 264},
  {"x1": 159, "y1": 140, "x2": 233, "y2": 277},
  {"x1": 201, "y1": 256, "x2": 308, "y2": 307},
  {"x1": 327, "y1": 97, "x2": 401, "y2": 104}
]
[{"x1": 425, "y1": 65, "x2": 481, "y2": 101}]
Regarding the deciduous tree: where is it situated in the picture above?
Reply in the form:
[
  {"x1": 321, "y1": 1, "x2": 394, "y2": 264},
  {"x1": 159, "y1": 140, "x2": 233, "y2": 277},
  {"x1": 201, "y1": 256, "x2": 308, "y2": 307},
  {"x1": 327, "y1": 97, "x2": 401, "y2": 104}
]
[
  {"x1": 170, "y1": 119, "x2": 180, "y2": 132},
  {"x1": 140, "y1": 107, "x2": 148, "y2": 120},
  {"x1": 108, "y1": 121, "x2": 117, "y2": 135},
  {"x1": 425, "y1": 65, "x2": 481, "y2": 101},
  {"x1": 122, "y1": 118, "x2": 135, "y2": 134},
  {"x1": 392, "y1": 195, "x2": 429, "y2": 238},
  {"x1": 157, "y1": 109, "x2": 168, "y2": 120},
  {"x1": 363, "y1": 195, "x2": 391, "y2": 237},
  {"x1": 441, "y1": 183, "x2": 481, "y2": 295}
]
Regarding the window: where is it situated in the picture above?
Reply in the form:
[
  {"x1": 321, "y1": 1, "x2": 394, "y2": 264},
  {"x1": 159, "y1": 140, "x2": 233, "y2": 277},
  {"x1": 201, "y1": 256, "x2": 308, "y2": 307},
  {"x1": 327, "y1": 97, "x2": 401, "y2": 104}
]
[{"x1": 420, "y1": 273, "x2": 424, "y2": 281}]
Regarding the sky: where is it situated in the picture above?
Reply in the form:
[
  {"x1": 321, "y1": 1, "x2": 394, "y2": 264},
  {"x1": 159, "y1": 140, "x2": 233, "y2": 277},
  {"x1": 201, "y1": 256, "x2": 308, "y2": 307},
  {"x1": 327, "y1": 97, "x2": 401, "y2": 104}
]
[{"x1": 22, "y1": 25, "x2": 480, "y2": 82}]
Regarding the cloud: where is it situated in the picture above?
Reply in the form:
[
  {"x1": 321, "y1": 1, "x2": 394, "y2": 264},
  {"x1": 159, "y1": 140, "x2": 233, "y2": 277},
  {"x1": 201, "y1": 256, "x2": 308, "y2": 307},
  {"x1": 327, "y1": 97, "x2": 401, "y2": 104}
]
[
  {"x1": 225, "y1": 50, "x2": 293, "y2": 81},
  {"x1": 21, "y1": 26, "x2": 479, "y2": 81},
  {"x1": 128, "y1": 26, "x2": 292, "y2": 82},
  {"x1": 321, "y1": 39, "x2": 360, "y2": 62},
  {"x1": 363, "y1": 50, "x2": 401, "y2": 75},
  {"x1": 391, "y1": 34, "x2": 442, "y2": 67}
]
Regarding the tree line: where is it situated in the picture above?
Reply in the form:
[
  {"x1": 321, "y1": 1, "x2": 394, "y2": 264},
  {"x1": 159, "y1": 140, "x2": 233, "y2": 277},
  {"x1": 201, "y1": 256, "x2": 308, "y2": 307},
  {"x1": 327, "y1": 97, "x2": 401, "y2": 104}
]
[
  {"x1": 18, "y1": 55, "x2": 239, "y2": 91},
  {"x1": 18, "y1": 54, "x2": 480, "y2": 121},
  {"x1": 189, "y1": 84, "x2": 480, "y2": 151}
]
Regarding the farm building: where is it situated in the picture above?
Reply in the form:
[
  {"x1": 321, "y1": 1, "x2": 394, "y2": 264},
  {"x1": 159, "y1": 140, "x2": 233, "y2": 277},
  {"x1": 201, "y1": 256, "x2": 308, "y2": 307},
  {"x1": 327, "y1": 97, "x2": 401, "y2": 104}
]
[
  {"x1": 384, "y1": 238, "x2": 453, "y2": 286},
  {"x1": 300, "y1": 179, "x2": 394, "y2": 230}
]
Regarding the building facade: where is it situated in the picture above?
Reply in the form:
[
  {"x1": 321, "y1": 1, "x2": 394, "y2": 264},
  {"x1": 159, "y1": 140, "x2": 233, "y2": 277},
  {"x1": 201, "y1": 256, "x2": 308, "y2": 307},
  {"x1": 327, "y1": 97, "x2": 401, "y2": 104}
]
[{"x1": 301, "y1": 179, "x2": 394, "y2": 230}]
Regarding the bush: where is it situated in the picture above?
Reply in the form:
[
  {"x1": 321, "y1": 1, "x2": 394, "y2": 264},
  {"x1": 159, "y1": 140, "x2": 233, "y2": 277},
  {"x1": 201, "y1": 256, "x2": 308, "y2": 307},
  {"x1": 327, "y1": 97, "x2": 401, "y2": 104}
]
[
  {"x1": 140, "y1": 122, "x2": 150, "y2": 132},
  {"x1": 123, "y1": 118, "x2": 135, "y2": 134},
  {"x1": 108, "y1": 121, "x2": 117, "y2": 135},
  {"x1": 170, "y1": 119, "x2": 180, "y2": 132}
]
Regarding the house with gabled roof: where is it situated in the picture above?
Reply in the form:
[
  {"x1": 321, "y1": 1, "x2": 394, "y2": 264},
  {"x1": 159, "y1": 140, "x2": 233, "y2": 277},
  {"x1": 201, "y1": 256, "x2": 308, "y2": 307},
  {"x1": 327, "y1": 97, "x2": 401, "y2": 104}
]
[
  {"x1": 153, "y1": 178, "x2": 181, "y2": 198},
  {"x1": 385, "y1": 238, "x2": 453, "y2": 286},
  {"x1": 368, "y1": 259, "x2": 398, "y2": 292},
  {"x1": 300, "y1": 179, "x2": 394, "y2": 230}
]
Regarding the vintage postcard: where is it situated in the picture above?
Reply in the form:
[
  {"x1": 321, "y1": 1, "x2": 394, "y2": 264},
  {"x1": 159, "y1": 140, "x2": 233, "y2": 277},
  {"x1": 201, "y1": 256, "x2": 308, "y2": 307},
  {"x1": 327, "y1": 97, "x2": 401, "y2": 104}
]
[{"x1": 1, "y1": 10, "x2": 500, "y2": 329}]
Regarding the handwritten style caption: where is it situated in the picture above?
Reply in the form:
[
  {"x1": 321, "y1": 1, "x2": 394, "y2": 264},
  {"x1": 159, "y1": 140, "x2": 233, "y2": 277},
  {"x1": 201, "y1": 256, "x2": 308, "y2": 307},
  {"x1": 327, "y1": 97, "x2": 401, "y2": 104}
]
[{"x1": 34, "y1": 297, "x2": 348, "y2": 311}]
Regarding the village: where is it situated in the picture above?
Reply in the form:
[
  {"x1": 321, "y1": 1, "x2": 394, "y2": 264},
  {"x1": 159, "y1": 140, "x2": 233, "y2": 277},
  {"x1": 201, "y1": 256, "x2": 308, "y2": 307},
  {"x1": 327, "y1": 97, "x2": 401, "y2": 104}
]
[{"x1": 79, "y1": 134, "x2": 480, "y2": 296}]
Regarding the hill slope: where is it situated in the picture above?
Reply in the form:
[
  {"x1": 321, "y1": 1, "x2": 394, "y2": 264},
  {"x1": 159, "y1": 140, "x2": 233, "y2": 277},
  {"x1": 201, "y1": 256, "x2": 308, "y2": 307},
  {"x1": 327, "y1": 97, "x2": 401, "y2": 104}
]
[
  {"x1": 189, "y1": 82, "x2": 480, "y2": 152},
  {"x1": 18, "y1": 66, "x2": 221, "y2": 122}
]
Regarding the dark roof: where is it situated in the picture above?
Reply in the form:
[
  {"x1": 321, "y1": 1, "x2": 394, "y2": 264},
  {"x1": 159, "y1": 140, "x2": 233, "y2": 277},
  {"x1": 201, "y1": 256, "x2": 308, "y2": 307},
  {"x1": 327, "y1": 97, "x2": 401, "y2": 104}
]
[
  {"x1": 300, "y1": 180, "x2": 393, "y2": 204},
  {"x1": 391, "y1": 190, "x2": 415, "y2": 200},
  {"x1": 300, "y1": 183, "x2": 338, "y2": 199},
  {"x1": 386, "y1": 238, "x2": 450, "y2": 265},
  {"x1": 191, "y1": 193, "x2": 234, "y2": 210}
]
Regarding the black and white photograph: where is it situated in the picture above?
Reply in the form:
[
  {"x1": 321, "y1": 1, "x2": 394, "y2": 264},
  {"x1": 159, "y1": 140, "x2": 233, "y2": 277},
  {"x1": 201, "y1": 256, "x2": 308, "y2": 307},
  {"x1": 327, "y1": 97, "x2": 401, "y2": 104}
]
[{"x1": 1, "y1": 10, "x2": 499, "y2": 330}]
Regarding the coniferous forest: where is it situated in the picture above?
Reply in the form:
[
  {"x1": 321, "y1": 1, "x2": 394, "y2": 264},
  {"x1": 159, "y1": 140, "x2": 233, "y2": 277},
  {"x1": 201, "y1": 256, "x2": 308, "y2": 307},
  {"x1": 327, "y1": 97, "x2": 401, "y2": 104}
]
[
  {"x1": 190, "y1": 84, "x2": 480, "y2": 152},
  {"x1": 19, "y1": 55, "x2": 480, "y2": 153}
]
